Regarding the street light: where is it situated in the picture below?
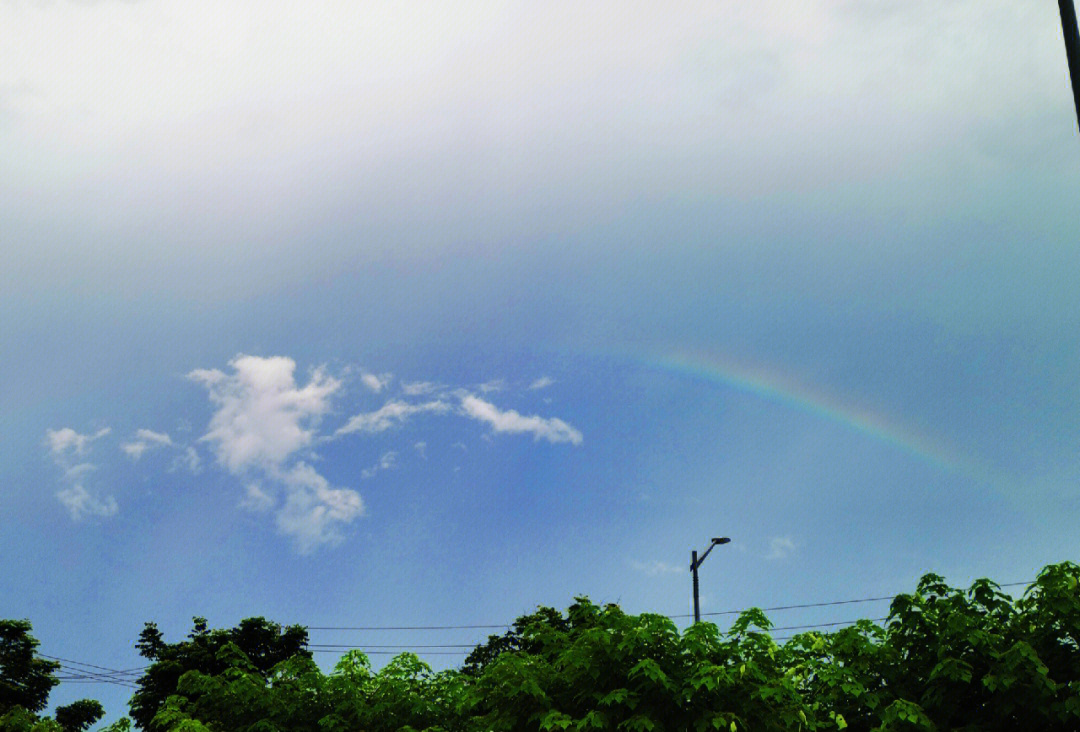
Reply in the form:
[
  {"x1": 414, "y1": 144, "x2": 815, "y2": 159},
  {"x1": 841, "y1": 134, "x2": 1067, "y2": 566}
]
[
  {"x1": 1061, "y1": 0, "x2": 1080, "y2": 134},
  {"x1": 690, "y1": 536, "x2": 730, "y2": 624}
]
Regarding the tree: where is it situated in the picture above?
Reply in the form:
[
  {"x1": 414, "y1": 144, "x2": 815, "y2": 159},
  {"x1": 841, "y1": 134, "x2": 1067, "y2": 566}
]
[
  {"x1": 129, "y1": 616, "x2": 311, "y2": 731},
  {"x1": 0, "y1": 621, "x2": 59, "y2": 716},
  {"x1": 53, "y1": 700, "x2": 104, "y2": 732},
  {"x1": 0, "y1": 621, "x2": 103, "y2": 732}
]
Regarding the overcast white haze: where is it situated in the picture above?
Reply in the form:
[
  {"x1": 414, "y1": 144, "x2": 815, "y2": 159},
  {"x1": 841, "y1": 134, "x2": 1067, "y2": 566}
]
[{"x1": 3, "y1": 1, "x2": 1080, "y2": 724}]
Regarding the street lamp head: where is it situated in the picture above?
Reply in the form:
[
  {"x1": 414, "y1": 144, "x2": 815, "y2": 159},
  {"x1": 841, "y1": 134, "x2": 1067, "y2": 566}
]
[{"x1": 712, "y1": 537, "x2": 730, "y2": 545}]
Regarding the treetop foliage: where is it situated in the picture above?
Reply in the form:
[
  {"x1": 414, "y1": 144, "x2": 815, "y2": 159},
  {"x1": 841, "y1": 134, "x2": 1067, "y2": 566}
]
[
  {"x1": 3, "y1": 561, "x2": 1080, "y2": 731},
  {"x1": 0, "y1": 620, "x2": 102, "y2": 732}
]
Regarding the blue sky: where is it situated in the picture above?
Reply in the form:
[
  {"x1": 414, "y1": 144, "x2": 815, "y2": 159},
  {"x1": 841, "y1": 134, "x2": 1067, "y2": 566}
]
[{"x1": 2, "y1": 0, "x2": 1079, "y2": 725}]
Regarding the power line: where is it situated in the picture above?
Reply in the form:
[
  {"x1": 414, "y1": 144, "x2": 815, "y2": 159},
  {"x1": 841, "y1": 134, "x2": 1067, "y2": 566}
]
[
  {"x1": 309, "y1": 643, "x2": 476, "y2": 649},
  {"x1": 305, "y1": 580, "x2": 1036, "y2": 631},
  {"x1": 38, "y1": 654, "x2": 143, "y2": 690},
  {"x1": 310, "y1": 649, "x2": 468, "y2": 655},
  {"x1": 36, "y1": 580, "x2": 1039, "y2": 677}
]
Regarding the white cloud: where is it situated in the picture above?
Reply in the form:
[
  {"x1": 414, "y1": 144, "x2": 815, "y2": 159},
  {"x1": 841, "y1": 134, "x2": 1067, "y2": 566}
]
[
  {"x1": 169, "y1": 446, "x2": 202, "y2": 474},
  {"x1": 63, "y1": 463, "x2": 96, "y2": 481},
  {"x1": 190, "y1": 355, "x2": 340, "y2": 472},
  {"x1": 401, "y1": 381, "x2": 438, "y2": 396},
  {"x1": 336, "y1": 400, "x2": 451, "y2": 435},
  {"x1": 477, "y1": 379, "x2": 506, "y2": 393},
  {"x1": 240, "y1": 482, "x2": 275, "y2": 512},
  {"x1": 765, "y1": 536, "x2": 796, "y2": 560},
  {"x1": 56, "y1": 483, "x2": 118, "y2": 521},
  {"x1": 459, "y1": 395, "x2": 583, "y2": 445},
  {"x1": 188, "y1": 355, "x2": 367, "y2": 552},
  {"x1": 45, "y1": 427, "x2": 110, "y2": 456},
  {"x1": 360, "y1": 451, "x2": 397, "y2": 480},
  {"x1": 528, "y1": 376, "x2": 555, "y2": 390},
  {"x1": 45, "y1": 426, "x2": 117, "y2": 519},
  {"x1": 360, "y1": 372, "x2": 392, "y2": 393},
  {"x1": 414, "y1": 441, "x2": 427, "y2": 459},
  {"x1": 120, "y1": 428, "x2": 173, "y2": 460},
  {"x1": 631, "y1": 560, "x2": 685, "y2": 576},
  {"x1": 275, "y1": 463, "x2": 364, "y2": 554}
]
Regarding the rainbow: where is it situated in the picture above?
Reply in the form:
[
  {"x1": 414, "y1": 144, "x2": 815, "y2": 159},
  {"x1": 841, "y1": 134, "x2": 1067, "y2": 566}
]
[{"x1": 632, "y1": 349, "x2": 980, "y2": 480}]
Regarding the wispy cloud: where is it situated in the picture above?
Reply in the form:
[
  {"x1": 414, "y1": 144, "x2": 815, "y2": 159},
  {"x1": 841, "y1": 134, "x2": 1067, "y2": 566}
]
[
  {"x1": 631, "y1": 560, "x2": 685, "y2": 576},
  {"x1": 240, "y1": 482, "x2": 275, "y2": 512},
  {"x1": 169, "y1": 446, "x2": 202, "y2": 474},
  {"x1": 460, "y1": 395, "x2": 583, "y2": 445},
  {"x1": 528, "y1": 376, "x2": 555, "y2": 390},
  {"x1": 477, "y1": 379, "x2": 506, "y2": 394},
  {"x1": 56, "y1": 484, "x2": 118, "y2": 521},
  {"x1": 46, "y1": 427, "x2": 110, "y2": 457},
  {"x1": 401, "y1": 381, "x2": 439, "y2": 396},
  {"x1": 361, "y1": 451, "x2": 397, "y2": 480},
  {"x1": 120, "y1": 428, "x2": 173, "y2": 460},
  {"x1": 765, "y1": 536, "x2": 796, "y2": 560},
  {"x1": 44, "y1": 426, "x2": 116, "y2": 520},
  {"x1": 336, "y1": 400, "x2": 451, "y2": 436},
  {"x1": 360, "y1": 372, "x2": 392, "y2": 393}
]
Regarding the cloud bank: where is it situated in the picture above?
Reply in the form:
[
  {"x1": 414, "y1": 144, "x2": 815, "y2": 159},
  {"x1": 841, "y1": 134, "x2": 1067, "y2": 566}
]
[{"x1": 45, "y1": 355, "x2": 581, "y2": 552}]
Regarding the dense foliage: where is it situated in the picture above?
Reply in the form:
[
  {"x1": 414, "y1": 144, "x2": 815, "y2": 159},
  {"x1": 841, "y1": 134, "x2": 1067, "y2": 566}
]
[
  {"x1": 129, "y1": 617, "x2": 309, "y2": 731},
  {"x1": 0, "y1": 621, "x2": 103, "y2": 732},
  {"x1": 3, "y1": 561, "x2": 1079, "y2": 731}
]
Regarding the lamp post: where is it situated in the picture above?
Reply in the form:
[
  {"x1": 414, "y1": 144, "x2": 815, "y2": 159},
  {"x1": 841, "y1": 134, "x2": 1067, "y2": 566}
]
[
  {"x1": 690, "y1": 537, "x2": 730, "y2": 624},
  {"x1": 1061, "y1": 0, "x2": 1080, "y2": 134}
]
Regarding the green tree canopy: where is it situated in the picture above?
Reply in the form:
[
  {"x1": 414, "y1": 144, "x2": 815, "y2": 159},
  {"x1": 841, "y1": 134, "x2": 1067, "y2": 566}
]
[
  {"x1": 0, "y1": 620, "x2": 59, "y2": 716},
  {"x1": 129, "y1": 616, "x2": 310, "y2": 731}
]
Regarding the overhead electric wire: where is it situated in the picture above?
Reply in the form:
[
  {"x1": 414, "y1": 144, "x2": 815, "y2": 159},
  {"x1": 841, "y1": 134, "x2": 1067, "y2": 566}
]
[
  {"x1": 305, "y1": 580, "x2": 1037, "y2": 632},
  {"x1": 38, "y1": 654, "x2": 143, "y2": 689},
  {"x1": 37, "y1": 579, "x2": 1040, "y2": 676}
]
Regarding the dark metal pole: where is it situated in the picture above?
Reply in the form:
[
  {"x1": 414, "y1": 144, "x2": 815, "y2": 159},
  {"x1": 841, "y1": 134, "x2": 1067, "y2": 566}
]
[
  {"x1": 691, "y1": 550, "x2": 701, "y2": 623},
  {"x1": 1061, "y1": 0, "x2": 1080, "y2": 133}
]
